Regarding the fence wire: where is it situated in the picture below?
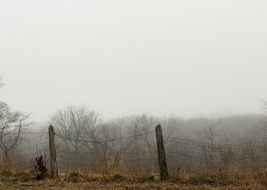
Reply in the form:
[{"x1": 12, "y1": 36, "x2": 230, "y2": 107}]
[
  {"x1": 55, "y1": 131, "x2": 158, "y2": 174},
  {"x1": 3, "y1": 129, "x2": 267, "y2": 175},
  {"x1": 164, "y1": 136, "x2": 267, "y2": 171}
]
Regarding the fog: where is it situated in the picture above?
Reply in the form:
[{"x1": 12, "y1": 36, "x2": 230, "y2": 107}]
[
  {"x1": 2, "y1": 1, "x2": 267, "y2": 176},
  {"x1": 1, "y1": 0, "x2": 267, "y2": 122}
]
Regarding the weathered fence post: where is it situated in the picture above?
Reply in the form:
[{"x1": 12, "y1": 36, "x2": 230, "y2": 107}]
[
  {"x1": 155, "y1": 124, "x2": 169, "y2": 180},
  {"x1": 49, "y1": 125, "x2": 58, "y2": 178}
]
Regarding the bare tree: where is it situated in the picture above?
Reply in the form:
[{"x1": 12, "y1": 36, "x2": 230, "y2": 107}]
[
  {"x1": 51, "y1": 105, "x2": 97, "y2": 153},
  {"x1": 51, "y1": 105, "x2": 106, "y2": 170},
  {"x1": 0, "y1": 102, "x2": 29, "y2": 164},
  {"x1": 203, "y1": 119, "x2": 221, "y2": 148},
  {"x1": 194, "y1": 119, "x2": 221, "y2": 169}
]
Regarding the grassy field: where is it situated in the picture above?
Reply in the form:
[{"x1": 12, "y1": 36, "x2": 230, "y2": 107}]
[
  {"x1": 0, "y1": 171, "x2": 267, "y2": 190},
  {"x1": 0, "y1": 181, "x2": 265, "y2": 190}
]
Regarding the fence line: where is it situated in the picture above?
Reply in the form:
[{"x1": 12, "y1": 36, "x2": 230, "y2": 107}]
[
  {"x1": 55, "y1": 131, "x2": 154, "y2": 144},
  {"x1": 3, "y1": 124, "x2": 267, "y2": 178},
  {"x1": 52, "y1": 127, "x2": 160, "y2": 177}
]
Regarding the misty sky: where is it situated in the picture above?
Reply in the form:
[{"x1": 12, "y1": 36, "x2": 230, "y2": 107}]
[{"x1": 1, "y1": 0, "x2": 267, "y2": 122}]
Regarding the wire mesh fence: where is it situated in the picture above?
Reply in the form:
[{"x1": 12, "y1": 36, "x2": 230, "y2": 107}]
[
  {"x1": 165, "y1": 136, "x2": 267, "y2": 172},
  {"x1": 55, "y1": 131, "x2": 158, "y2": 175},
  {"x1": 2, "y1": 126, "x2": 267, "y2": 176}
]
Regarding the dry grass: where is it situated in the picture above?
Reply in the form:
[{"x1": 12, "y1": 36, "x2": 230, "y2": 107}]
[
  {"x1": 0, "y1": 181, "x2": 265, "y2": 190},
  {"x1": 0, "y1": 171, "x2": 266, "y2": 189}
]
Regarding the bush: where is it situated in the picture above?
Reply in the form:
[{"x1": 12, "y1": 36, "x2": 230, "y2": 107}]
[
  {"x1": 69, "y1": 171, "x2": 80, "y2": 177},
  {"x1": 68, "y1": 171, "x2": 81, "y2": 182},
  {"x1": 136, "y1": 175, "x2": 155, "y2": 183},
  {"x1": 34, "y1": 155, "x2": 48, "y2": 180},
  {"x1": 0, "y1": 176, "x2": 17, "y2": 182},
  {"x1": 112, "y1": 173, "x2": 125, "y2": 182}
]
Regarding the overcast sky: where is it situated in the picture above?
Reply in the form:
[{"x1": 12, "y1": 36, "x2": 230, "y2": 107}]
[{"x1": 1, "y1": 0, "x2": 267, "y2": 122}]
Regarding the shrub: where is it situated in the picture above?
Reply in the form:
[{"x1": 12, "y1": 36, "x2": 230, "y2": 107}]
[
  {"x1": 69, "y1": 171, "x2": 80, "y2": 177},
  {"x1": 112, "y1": 173, "x2": 125, "y2": 182},
  {"x1": 0, "y1": 176, "x2": 17, "y2": 182},
  {"x1": 136, "y1": 175, "x2": 155, "y2": 183},
  {"x1": 34, "y1": 155, "x2": 48, "y2": 180},
  {"x1": 68, "y1": 171, "x2": 81, "y2": 183}
]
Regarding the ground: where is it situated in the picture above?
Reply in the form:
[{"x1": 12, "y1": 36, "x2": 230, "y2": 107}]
[
  {"x1": 0, "y1": 171, "x2": 267, "y2": 189},
  {"x1": 0, "y1": 181, "x2": 266, "y2": 190}
]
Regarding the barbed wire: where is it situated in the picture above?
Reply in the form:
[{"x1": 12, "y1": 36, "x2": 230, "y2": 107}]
[
  {"x1": 4, "y1": 128, "x2": 267, "y2": 173},
  {"x1": 165, "y1": 135, "x2": 267, "y2": 148},
  {"x1": 56, "y1": 131, "x2": 155, "y2": 144}
]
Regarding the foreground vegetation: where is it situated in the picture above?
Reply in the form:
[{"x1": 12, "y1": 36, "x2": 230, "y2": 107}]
[{"x1": 0, "y1": 171, "x2": 267, "y2": 189}]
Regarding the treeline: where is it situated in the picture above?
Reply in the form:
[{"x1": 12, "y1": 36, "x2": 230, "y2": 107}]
[
  {"x1": 46, "y1": 105, "x2": 267, "y2": 173},
  {"x1": 0, "y1": 100, "x2": 267, "y2": 172}
]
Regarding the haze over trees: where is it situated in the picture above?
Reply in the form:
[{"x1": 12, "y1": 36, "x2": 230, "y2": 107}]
[
  {"x1": 0, "y1": 78, "x2": 29, "y2": 164},
  {"x1": 47, "y1": 104, "x2": 267, "y2": 172},
  {"x1": 1, "y1": 76, "x2": 267, "y2": 172},
  {"x1": 0, "y1": 102, "x2": 29, "y2": 162}
]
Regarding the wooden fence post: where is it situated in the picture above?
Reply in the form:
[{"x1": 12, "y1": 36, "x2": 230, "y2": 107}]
[
  {"x1": 49, "y1": 125, "x2": 58, "y2": 178},
  {"x1": 155, "y1": 124, "x2": 169, "y2": 180}
]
